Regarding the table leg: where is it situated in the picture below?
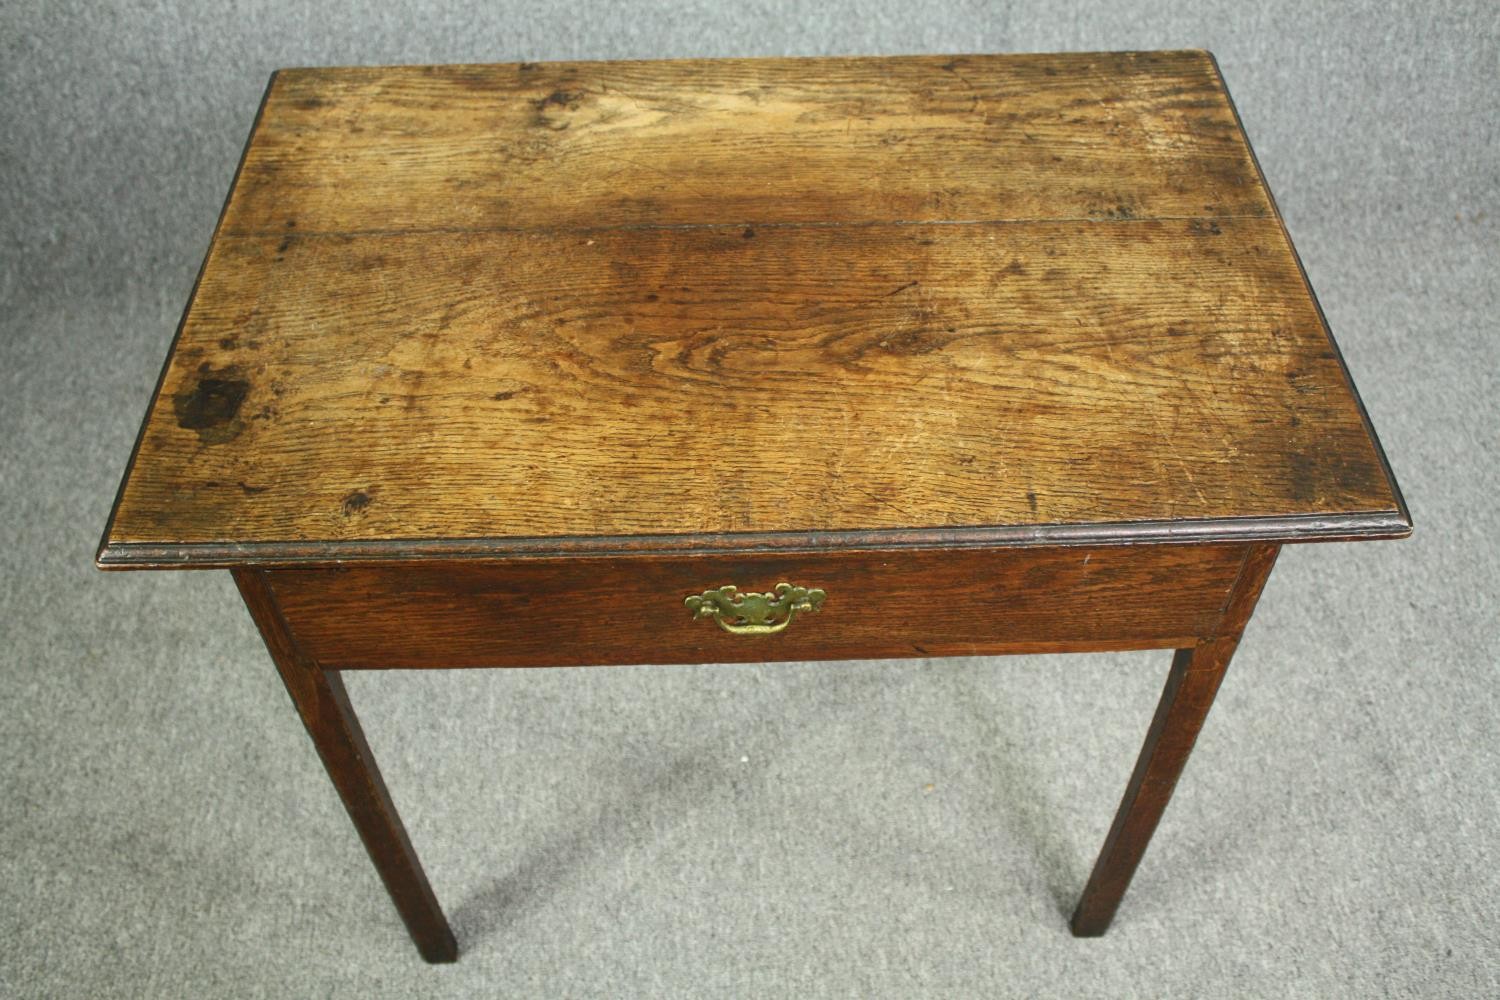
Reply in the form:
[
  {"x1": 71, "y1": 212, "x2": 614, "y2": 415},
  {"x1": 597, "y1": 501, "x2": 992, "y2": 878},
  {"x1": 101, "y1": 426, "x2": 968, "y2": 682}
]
[
  {"x1": 233, "y1": 568, "x2": 458, "y2": 963},
  {"x1": 1070, "y1": 543, "x2": 1279, "y2": 936}
]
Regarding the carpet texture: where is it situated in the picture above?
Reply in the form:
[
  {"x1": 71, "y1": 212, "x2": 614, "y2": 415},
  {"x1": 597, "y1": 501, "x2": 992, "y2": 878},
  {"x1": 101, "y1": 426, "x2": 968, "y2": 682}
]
[{"x1": 2, "y1": 1, "x2": 1496, "y2": 997}]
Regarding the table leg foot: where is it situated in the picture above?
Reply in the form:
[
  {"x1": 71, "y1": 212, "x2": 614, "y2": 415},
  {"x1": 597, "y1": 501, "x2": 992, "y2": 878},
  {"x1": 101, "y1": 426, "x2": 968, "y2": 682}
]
[
  {"x1": 1069, "y1": 543, "x2": 1278, "y2": 936},
  {"x1": 234, "y1": 569, "x2": 458, "y2": 963}
]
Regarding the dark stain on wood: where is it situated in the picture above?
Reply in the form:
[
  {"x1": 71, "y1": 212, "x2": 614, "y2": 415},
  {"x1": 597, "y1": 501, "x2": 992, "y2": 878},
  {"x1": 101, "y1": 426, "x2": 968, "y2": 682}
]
[
  {"x1": 172, "y1": 370, "x2": 249, "y2": 444},
  {"x1": 1286, "y1": 452, "x2": 1318, "y2": 502},
  {"x1": 341, "y1": 491, "x2": 372, "y2": 516},
  {"x1": 531, "y1": 89, "x2": 583, "y2": 129},
  {"x1": 1286, "y1": 370, "x2": 1320, "y2": 394}
]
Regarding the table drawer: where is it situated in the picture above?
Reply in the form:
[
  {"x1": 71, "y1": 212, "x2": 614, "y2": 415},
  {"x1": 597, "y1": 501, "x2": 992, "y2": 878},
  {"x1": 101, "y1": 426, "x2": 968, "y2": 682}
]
[{"x1": 266, "y1": 543, "x2": 1252, "y2": 669}]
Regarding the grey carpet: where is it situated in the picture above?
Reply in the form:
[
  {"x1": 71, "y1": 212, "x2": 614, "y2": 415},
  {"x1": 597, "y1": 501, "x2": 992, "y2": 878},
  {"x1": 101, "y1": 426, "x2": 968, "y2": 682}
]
[{"x1": 2, "y1": 1, "x2": 1497, "y2": 996}]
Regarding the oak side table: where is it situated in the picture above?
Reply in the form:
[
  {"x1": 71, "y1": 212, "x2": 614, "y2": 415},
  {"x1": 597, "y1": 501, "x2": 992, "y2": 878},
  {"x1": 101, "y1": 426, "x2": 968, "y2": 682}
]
[{"x1": 98, "y1": 51, "x2": 1410, "y2": 962}]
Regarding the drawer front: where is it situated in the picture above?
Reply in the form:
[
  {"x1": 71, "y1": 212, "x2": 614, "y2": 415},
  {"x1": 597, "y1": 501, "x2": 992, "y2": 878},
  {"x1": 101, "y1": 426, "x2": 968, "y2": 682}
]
[{"x1": 267, "y1": 544, "x2": 1251, "y2": 669}]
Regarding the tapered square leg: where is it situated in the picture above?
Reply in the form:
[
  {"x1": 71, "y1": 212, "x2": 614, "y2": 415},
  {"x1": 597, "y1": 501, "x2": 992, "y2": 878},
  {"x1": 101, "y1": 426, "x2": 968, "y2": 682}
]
[
  {"x1": 1070, "y1": 544, "x2": 1279, "y2": 936},
  {"x1": 234, "y1": 569, "x2": 458, "y2": 963}
]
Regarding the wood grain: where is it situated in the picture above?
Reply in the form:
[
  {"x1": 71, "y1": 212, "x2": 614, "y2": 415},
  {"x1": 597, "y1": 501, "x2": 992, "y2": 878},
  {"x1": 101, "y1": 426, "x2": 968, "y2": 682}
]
[
  {"x1": 104, "y1": 217, "x2": 1399, "y2": 554},
  {"x1": 225, "y1": 51, "x2": 1271, "y2": 235},
  {"x1": 264, "y1": 543, "x2": 1250, "y2": 669},
  {"x1": 98, "y1": 50, "x2": 1407, "y2": 566}
]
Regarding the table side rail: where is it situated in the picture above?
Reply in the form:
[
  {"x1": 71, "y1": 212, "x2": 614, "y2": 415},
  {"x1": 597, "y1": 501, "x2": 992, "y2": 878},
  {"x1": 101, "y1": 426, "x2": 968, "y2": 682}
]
[{"x1": 262, "y1": 543, "x2": 1252, "y2": 670}]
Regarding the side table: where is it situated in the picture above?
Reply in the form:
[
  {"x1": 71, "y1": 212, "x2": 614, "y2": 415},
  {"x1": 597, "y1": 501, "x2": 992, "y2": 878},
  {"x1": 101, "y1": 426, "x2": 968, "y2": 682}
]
[{"x1": 99, "y1": 51, "x2": 1409, "y2": 962}]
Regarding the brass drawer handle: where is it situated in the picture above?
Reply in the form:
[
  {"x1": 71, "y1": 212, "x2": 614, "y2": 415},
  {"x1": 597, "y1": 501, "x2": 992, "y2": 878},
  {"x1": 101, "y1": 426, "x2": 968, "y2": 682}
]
[{"x1": 685, "y1": 583, "x2": 826, "y2": 635}]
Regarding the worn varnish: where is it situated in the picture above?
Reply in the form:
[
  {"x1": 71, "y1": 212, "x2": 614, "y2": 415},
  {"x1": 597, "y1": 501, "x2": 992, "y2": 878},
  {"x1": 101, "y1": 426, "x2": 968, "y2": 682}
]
[
  {"x1": 223, "y1": 51, "x2": 1272, "y2": 234},
  {"x1": 98, "y1": 50, "x2": 1407, "y2": 566}
]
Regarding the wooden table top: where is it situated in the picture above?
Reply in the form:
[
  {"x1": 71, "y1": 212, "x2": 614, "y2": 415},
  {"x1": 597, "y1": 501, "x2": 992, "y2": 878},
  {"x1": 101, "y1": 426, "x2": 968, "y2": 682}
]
[{"x1": 100, "y1": 51, "x2": 1408, "y2": 567}]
